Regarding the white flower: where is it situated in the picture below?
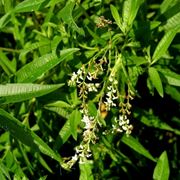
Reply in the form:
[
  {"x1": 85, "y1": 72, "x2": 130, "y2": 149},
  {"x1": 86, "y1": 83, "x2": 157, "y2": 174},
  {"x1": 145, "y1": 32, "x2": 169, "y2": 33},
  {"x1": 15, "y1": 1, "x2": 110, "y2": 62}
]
[
  {"x1": 113, "y1": 80, "x2": 118, "y2": 85},
  {"x1": 87, "y1": 72, "x2": 93, "y2": 81},
  {"x1": 109, "y1": 76, "x2": 114, "y2": 82},
  {"x1": 87, "y1": 83, "x2": 98, "y2": 92},
  {"x1": 72, "y1": 153, "x2": 78, "y2": 161},
  {"x1": 82, "y1": 115, "x2": 94, "y2": 129},
  {"x1": 71, "y1": 72, "x2": 78, "y2": 81},
  {"x1": 77, "y1": 69, "x2": 82, "y2": 75}
]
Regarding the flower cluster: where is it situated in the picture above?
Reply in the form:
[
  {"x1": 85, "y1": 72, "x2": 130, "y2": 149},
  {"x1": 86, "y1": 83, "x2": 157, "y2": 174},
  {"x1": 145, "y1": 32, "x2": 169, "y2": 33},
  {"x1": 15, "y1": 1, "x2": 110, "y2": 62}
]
[
  {"x1": 68, "y1": 67, "x2": 84, "y2": 86},
  {"x1": 112, "y1": 115, "x2": 133, "y2": 135},
  {"x1": 104, "y1": 74, "x2": 118, "y2": 110},
  {"x1": 68, "y1": 66, "x2": 101, "y2": 102},
  {"x1": 67, "y1": 57, "x2": 134, "y2": 168},
  {"x1": 65, "y1": 109, "x2": 98, "y2": 168}
]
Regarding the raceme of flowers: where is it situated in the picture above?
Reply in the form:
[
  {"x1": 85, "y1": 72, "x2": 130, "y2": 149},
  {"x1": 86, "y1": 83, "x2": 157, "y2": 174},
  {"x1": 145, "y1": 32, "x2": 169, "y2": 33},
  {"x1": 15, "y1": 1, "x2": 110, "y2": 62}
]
[{"x1": 67, "y1": 58, "x2": 134, "y2": 168}]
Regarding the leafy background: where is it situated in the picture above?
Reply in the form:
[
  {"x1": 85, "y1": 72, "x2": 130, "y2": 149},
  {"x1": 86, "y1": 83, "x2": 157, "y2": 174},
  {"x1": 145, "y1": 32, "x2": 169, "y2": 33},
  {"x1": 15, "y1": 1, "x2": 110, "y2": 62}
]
[{"x1": 0, "y1": 0, "x2": 180, "y2": 179}]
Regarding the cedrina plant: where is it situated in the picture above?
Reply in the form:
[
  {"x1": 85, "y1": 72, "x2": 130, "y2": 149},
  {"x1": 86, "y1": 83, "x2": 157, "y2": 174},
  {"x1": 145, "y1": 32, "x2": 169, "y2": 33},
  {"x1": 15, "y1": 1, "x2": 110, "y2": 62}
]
[{"x1": 0, "y1": 0, "x2": 179, "y2": 179}]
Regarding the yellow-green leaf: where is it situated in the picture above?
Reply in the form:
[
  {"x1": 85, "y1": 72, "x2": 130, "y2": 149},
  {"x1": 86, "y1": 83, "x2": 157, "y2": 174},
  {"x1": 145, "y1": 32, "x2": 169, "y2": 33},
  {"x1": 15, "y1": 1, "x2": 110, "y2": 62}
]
[
  {"x1": 148, "y1": 67, "x2": 164, "y2": 97},
  {"x1": 153, "y1": 151, "x2": 169, "y2": 180}
]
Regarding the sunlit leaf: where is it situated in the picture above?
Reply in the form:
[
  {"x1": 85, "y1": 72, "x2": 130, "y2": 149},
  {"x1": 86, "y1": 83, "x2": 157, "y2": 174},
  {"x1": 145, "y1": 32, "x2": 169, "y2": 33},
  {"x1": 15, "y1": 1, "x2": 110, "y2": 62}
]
[
  {"x1": 122, "y1": 0, "x2": 143, "y2": 32},
  {"x1": 160, "y1": 0, "x2": 179, "y2": 14},
  {"x1": 152, "y1": 29, "x2": 177, "y2": 64},
  {"x1": 16, "y1": 48, "x2": 79, "y2": 83},
  {"x1": 0, "y1": 12, "x2": 11, "y2": 29},
  {"x1": 153, "y1": 151, "x2": 169, "y2": 180},
  {"x1": 0, "y1": 83, "x2": 64, "y2": 104},
  {"x1": 163, "y1": 12, "x2": 180, "y2": 31},
  {"x1": 79, "y1": 160, "x2": 94, "y2": 180}
]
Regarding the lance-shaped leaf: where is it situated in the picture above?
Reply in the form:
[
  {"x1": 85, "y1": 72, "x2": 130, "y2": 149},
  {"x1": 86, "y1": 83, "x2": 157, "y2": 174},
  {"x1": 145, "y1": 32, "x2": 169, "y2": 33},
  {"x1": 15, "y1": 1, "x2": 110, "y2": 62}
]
[
  {"x1": 16, "y1": 48, "x2": 79, "y2": 83},
  {"x1": 0, "y1": 162, "x2": 11, "y2": 180},
  {"x1": 122, "y1": 0, "x2": 143, "y2": 32},
  {"x1": 158, "y1": 68, "x2": 180, "y2": 86},
  {"x1": 0, "y1": 109, "x2": 62, "y2": 164},
  {"x1": 110, "y1": 5, "x2": 124, "y2": 33},
  {"x1": 0, "y1": 12, "x2": 11, "y2": 29},
  {"x1": 14, "y1": 0, "x2": 48, "y2": 13},
  {"x1": 153, "y1": 151, "x2": 169, "y2": 180},
  {"x1": 121, "y1": 135, "x2": 156, "y2": 162},
  {"x1": 69, "y1": 109, "x2": 81, "y2": 140},
  {"x1": 152, "y1": 29, "x2": 177, "y2": 64},
  {"x1": 163, "y1": 12, "x2": 180, "y2": 31},
  {"x1": 19, "y1": 41, "x2": 50, "y2": 60},
  {"x1": 53, "y1": 119, "x2": 71, "y2": 151},
  {"x1": 148, "y1": 67, "x2": 164, "y2": 97},
  {"x1": 160, "y1": 0, "x2": 173, "y2": 14},
  {"x1": 0, "y1": 83, "x2": 64, "y2": 104}
]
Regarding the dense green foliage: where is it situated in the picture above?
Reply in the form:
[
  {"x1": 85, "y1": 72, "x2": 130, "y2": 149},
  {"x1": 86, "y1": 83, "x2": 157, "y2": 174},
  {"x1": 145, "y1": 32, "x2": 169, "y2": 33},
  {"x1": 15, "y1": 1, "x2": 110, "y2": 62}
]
[{"x1": 0, "y1": 0, "x2": 180, "y2": 179}]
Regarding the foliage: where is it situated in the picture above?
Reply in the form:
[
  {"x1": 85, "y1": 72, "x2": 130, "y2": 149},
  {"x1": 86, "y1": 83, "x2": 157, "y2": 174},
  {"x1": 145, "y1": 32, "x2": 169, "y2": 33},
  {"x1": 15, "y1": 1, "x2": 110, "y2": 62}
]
[{"x1": 0, "y1": 0, "x2": 180, "y2": 179}]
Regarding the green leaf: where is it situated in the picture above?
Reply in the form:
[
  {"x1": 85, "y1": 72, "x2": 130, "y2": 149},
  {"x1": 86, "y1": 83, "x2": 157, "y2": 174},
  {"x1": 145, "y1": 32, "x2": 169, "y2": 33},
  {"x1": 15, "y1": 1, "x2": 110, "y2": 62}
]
[
  {"x1": 37, "y1": 154, "x2": 53, "y2": 173},
  {"x1": 148, "y1": 67, "x2": 164, "y2": 97},
  {"x1": 44, "y1": 106, "x2": 70, "y2": 119},
  {"x1": 19, "y1": 41, "x2": 50, "y2": 60},
  {"x1": 79, "y1": 160, "x2": 94, "y2": 180},
  {"x1": 150, "y1": 21, "x2": 161, "y2": 30},
  {"x1": 127, "y1": 55, "x2": 147, "y2": 66},
  {"x1": 0, "y1": 51, "x2": 14, "y2": 75},
  {"x1": 14, "y1": 0, "x2": 48, "y2": 13},
  {"x1": 85, "y1": 26, "x2": 106, "y2": 45},
  {"x1": 158, "y1": 69, "x2": 180, "y2": 86},
  {"x1": 44, "y1": 100, "x2": 71, "y2": 119},
  {"x1": 160, "y1": 0, "x2": 179, "y2": 14},
  {"x1": 0, "y1": 83, "x2": 64, "y2": 104},
  {"x1": 0, "y1": 162, "x2": 11, "y2": 180},
  {"x1": 58, "y1": 1, "x2": 84, "y2": 35},
  {"x1": 121, "y1": 135, "x2": 156, "y2": 162},
  {"x1": 0, "y1": 109, "x2": 62, "y2": 164},
  {"x1": 165, "y1": 86, "x2": 180, "y2": 103},
  {"x1": 122, "y1": 0, "x2": 143, "y2": 32},
  {"x1": 110, "y1": 5, "x2": 124, "y2": 33},
  {"x1": 140, "y1": 114, "x2": 180, "y2": 135},
  {"x1": 3, "y1": 0, "x2": 13, "y2": 12},
  {"x1": 16, "y1": 48, "x2": 79, "y2": 83},
  {"x1": 53, "y1": 119, "x2": 71, "y2": 151},
  {"x1": 4, "y1": 150, "x2": 27, "y2": 178},
  {"x1": 45, "y1": 101, "x2": 72, "y2": 108},
  {"x1": 152, "y1": 29, "x2": 177, "y2": 64},
  {"x1": 153, "y1": 151, "x2": 169, "y2": 180},
  {"x1": 0, "y1": 12, "x2": 11, "y2": 29},
  {"x1": 163, "y1": 12, "x2": 180, "y2": 31},
  {"x1": 88, "y1": 101, "x2": 97, "y2": 117},
  {"x1": 69, "y1": 109, "x2": 81, "y2": 140}
]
